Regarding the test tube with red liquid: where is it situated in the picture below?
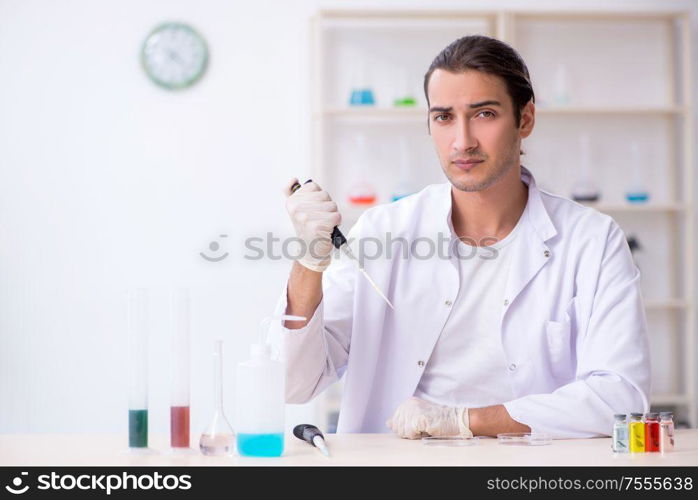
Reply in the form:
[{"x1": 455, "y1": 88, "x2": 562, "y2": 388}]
[{"x1": 170, "y1": 288, "x2": 191, "y2": 451}]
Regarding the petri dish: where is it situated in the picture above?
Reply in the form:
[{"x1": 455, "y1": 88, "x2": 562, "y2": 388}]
[
  {"x1": 497, "y1": 433, "x2": 552, "y2": 446},
  {"x1": 422, "y1": 436, "x2": 480, "y2": 447}
]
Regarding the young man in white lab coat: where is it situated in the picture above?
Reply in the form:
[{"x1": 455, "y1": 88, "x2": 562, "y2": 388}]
[{"x1": 275, "y1": 35, "x2": 650, "y2": 439}]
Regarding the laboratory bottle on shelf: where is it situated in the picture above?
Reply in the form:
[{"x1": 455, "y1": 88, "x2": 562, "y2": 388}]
[
  {"x1": 611, "y1": 414, "x2": 629, "y2": 453},
  {"x1": 626, "y1": 234, "x2": 646, "y2": 274},
  {"x1": 659, "y1": 412, "x2": 675, "y2": 453},
  {"x1": 348, "y1": 56, "x2": 375, "y2": 107},
  {"x1": 199, "y1": 340, "x2": 235, "y2": 456},
  {"x1": 571, "y1": 134, "x2": 600, "y2": 203},
  {"x1": 350, "y1": 87, "x2": 375, "y2": 106},
  {"x1": 553, "y1": 64, "x2": 571, "y2": 106},
  {"x1": 347, "y1": 133, "x2": 377, "y2": 206},
  {"x1": 625, "y1": 141, "x2": 650, "y2": 203},
  {"x1": 392, "y1": 136, "x2": 416, "y2": 201},
  {"x1": 348, "y1": 182, "x2": 378, "y2": 205},
  {"x1": 393, "y1": 68, "x2": 416, "y2": 107},
  {"x1": 235, "y1": 314, "x2": 305, "y2": 457}
]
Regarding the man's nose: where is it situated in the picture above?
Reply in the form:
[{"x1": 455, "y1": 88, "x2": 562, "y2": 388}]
[{"x1": 452, "y1": 118, "x2": 478, "y2": 152}]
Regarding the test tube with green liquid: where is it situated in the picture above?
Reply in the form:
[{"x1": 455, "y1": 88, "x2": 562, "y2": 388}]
[{"x1": 127, "y1": 289, "x2": 149, "y2": 449}]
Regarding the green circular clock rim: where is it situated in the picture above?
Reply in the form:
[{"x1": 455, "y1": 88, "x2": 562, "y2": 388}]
[{"x1": 140, "y1": 22, "x2": 209, "y2": 90}]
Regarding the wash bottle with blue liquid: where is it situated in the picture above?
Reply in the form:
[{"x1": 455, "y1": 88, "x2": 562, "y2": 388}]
[{"x1": 235, "y1": 314, "x2": 304, "y2": 457}]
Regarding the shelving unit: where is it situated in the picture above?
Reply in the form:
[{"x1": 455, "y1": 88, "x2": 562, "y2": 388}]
[{"x1": 311, "y1": 8, "x2": 695, "y2": 430}]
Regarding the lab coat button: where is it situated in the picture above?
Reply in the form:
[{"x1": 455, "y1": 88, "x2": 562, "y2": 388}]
[
  {"x1": 544, "y1": 250, "x2": 551, "y2": 258},
  {"x1": 444, "y1": 300, "x2": 452, "y2": 306},
  {"x1": 417, "y1": 360, "x2": 425, "y2": 367},
  {"x1": 503, "y1": 299, "x2": 509, "y2": 306},
  {"x1": 508, "y1": 363, "x2": 517, "y2": 372}
]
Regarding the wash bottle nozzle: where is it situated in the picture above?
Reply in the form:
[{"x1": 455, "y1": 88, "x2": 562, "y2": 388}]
[{"x1": 253, "y1": 315, "x2": 306, "y2": 358}]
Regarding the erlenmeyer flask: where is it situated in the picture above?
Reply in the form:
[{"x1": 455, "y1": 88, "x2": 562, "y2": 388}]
[
  {"x1": 393, "y1": 68, "x2": 416, "y2": 107},
  {"x1": 199, "y1": 340, "x2": 235, "y2": 456}
]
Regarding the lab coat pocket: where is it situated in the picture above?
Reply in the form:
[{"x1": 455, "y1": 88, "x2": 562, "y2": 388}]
[{"x1": 545, "y1": 319, "x2": 573, "y2": 381}]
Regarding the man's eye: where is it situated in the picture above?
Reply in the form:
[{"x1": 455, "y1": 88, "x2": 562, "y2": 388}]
[
  {"x1": 476, "y1": 110, "x2": 495, "y2": 118},
  {"x1": 434, "y1": 114, "x2": 451, "y2": 122}
]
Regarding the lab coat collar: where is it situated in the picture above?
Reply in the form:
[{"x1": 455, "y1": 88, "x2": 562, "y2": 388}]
[
  {"x1": 520, "y1": 165, "x2": 558, "y2": 242},
  {"x1": 441, "y1": 165, "x2": 558, "y2": 245}
]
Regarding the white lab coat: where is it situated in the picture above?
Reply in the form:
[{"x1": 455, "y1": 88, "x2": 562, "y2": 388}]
[{"x1": 273, "y1": 166, "x2": 651, "y2": 438}]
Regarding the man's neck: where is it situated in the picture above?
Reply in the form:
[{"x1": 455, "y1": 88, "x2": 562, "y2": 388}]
[{"x1": 450, "y1": 165, "x2": 529, "y2": 245}]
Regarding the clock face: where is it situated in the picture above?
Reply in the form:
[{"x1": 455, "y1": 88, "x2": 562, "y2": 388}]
[{"x1": 141, "y1": 22, "x2": 208, "y2": 90}]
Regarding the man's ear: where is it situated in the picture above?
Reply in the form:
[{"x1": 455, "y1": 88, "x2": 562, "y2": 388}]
[{"x1": 519, "y1": 100, "x2": 535, "y2": 139}]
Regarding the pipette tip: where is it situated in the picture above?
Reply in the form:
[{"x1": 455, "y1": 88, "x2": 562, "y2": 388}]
[{"x1": 311, "y1": 434, "x2": 331, "y2": 457}]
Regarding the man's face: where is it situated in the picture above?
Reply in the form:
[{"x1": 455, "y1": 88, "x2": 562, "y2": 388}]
[{"x1": 427, "y1": 69, "x2": 532, "y2": 192}]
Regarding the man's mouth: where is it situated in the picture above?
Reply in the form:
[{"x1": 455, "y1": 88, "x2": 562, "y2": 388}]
[{"x1": 452, "y1": 158, "x2": 484, "y2": 171}]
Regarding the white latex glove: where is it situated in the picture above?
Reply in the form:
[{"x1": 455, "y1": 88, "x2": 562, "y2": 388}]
[
  {"x1": 284, "y1": 178, "x2": 341, "y2": 273},
  {"x1": 386, "y1": 397, "x2": 472, "y2": 439}
]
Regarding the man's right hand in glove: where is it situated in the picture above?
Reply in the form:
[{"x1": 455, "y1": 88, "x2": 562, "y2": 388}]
[
  {"x1": 284, "y1": 178, "x2": 341, "y2": 273},
  {"x1": 283, "y1": 178, "x2": 341, "y2": 330}
]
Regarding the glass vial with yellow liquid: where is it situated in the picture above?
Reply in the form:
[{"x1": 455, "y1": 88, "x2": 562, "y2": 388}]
[{"x1": 629, "y1": 413, "x2": 645, "y2": 453}]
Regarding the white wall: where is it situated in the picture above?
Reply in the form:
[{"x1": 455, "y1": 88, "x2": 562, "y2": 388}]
[{"x1": 1, "y1": 0, "x2": 697, "y2": 436}]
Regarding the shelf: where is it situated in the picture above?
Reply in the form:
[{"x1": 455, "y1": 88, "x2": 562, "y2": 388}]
[
  {"x1": 514, "y1": 10, "x2": 688, "y2": 22},
  {"x1": 321, "y1": 107, "x2": 425, "y2": 122},
  {"x1": 320, "y1": 106, "x2": 685, "y2": 121},
  {"x1": 315, "y1": 8, "x2": 695, "y2": 428},
  {"x1": 320, "y1": 17, "x2": 492, "y2": 31},
  {"x1": 645, "y1": 299, "x2": 689, "y2": 310},
  {"x1": 580, "y1": 203, "x2": 686, "y2": 213},
  {"x1": 318, "y1": 9, "x2": 497, "y2": 20},
  {"x1": 536, "y1": 106, "x2": 685, "y2": 115},
  {"x1": 336, "y1": 202, "x2": 687, "y2": 227}
]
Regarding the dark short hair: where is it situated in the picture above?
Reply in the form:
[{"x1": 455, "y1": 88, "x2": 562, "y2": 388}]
[{"x1": 424, "y1": 35, "x2": 535, "y2": 127}]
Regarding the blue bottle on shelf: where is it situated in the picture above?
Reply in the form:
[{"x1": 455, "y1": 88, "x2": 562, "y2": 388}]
[
  {"x1": 349, "y1": 88, "x2": 375, "y2": 106},
  {"x1": 625, "y1": 141, "x2": 650, "y2": 204}
]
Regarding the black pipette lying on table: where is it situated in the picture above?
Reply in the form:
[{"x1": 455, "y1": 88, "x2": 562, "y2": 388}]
[
  {"x1": 293, "y1": 424, "x2": 331, "y2": 457},
  {"x1": 290, "y1": 179, "x2": 394, "y2": 309}
]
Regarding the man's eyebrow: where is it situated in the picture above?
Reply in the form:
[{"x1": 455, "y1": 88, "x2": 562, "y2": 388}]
[
  {"x1": 429, "y1": 100, "x2": 502, "y2": 113},
  {"x1": 469, "y1": 100, "x2": 501, "y2": 108},
  {"x1": 429, "y1": 106, "x2": 452, "y2": 113}
]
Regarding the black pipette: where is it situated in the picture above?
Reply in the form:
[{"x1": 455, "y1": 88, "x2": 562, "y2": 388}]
[
  {"x1": 293, "y1": 424, "x2": 331, "y2": 457},
  {"x1": 289, "y1": 179, "x2": 394, "y2": 309}
]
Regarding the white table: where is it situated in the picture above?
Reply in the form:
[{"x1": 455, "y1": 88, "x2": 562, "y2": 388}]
[{"x1": 1, "y1": 430, "x2": 697, "y2": 466}]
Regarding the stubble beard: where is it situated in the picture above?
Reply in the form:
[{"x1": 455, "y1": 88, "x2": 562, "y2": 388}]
[{"x1": 442, "y1": 139, "x2": 521, "y2": 193}]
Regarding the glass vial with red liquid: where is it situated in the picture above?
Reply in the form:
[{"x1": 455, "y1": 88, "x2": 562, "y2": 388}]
[{"x1": 644, "y1": 412, "x2": 660, "y2": 452}]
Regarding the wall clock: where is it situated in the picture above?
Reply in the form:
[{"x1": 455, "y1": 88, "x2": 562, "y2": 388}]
[{"x1": 141, "y1": 22, "x2": 208, "y2": 90}]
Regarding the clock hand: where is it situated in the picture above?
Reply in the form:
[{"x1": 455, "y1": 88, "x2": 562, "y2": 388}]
[{"x1": 167, "y1": 49, "x2": 182, "y2": 64}]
